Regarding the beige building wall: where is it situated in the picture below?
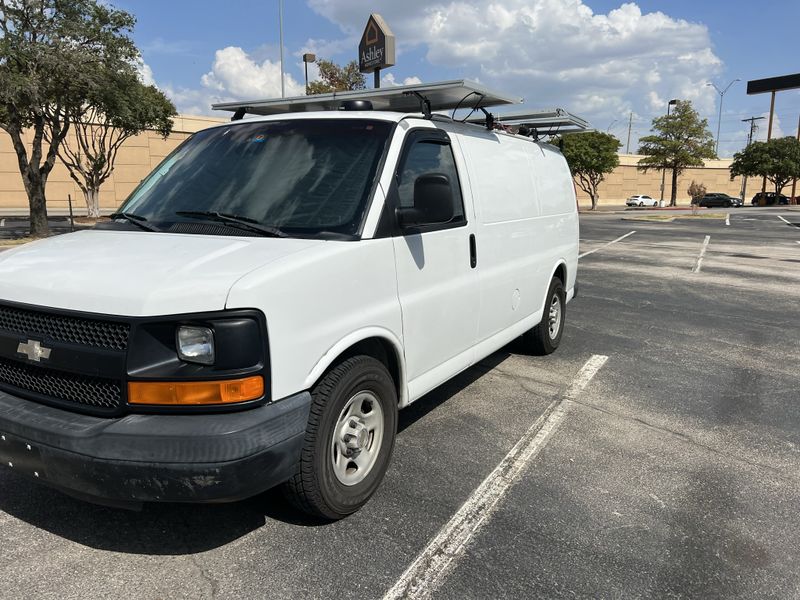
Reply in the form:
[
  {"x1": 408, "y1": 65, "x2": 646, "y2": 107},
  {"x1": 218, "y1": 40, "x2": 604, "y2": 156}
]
[
  {"x1": 2, "y1": 118, "x2": 749, "y2": 212},
  {"x1": 0, "y1": 115, "x2": 228, "y2": 214},
  {"x1": 575, "y1": 153, "x2": 745, "y2": 208}
]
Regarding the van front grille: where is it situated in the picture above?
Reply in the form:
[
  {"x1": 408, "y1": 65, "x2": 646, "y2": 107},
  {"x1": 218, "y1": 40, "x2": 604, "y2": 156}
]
[
  {"x1": 0, "y1": 356, "x2": 122, "y2": 411},
  {"x1": 0, "y1": 304, "x2": 130, "y2": 351}
]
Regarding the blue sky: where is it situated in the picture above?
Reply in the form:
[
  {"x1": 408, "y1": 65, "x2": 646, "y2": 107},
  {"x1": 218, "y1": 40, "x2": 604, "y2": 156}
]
[{"x1": 120, "y1": 0, "x2": 800, "y2": 156}]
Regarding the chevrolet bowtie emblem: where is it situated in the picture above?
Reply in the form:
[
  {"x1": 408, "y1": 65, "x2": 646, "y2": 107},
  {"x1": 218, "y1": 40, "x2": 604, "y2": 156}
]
[{"x1": 17, "y1": 340, "x2": 52, "y2": 362}]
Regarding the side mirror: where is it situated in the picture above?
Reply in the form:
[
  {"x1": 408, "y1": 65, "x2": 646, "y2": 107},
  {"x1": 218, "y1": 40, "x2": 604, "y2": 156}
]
[{"x1": 396, "y1": 173, "x2": 455, "y2": 228}]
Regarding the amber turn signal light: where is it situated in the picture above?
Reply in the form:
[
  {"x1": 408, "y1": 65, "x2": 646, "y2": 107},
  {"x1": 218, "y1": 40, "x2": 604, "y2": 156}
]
[{"x1": 128, "y1": 376, "x2": 265, "y2": 405}]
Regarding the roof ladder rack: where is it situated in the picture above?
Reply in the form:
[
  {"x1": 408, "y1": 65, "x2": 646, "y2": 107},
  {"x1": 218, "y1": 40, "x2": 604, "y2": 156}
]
[
  {"x1": 211, "y1": 79, "x2": 521, "y2": 117},
  {"x1": 403, "y1": 91, "x2": 432, "y2": 119}
]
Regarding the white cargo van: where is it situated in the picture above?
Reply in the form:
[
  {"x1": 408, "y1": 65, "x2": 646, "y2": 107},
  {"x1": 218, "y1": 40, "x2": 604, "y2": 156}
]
[{"x1": 0, "y1": 82, "x2": 580, "y2": 518}]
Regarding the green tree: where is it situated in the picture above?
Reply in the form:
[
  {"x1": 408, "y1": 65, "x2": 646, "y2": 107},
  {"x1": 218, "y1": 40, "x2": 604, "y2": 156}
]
[
  {"x1": 57, "y1": 70, "x2": 176, "y2": 217},
  {"x1": 637, "y1": 100, "x2": 716, "y2": 206},
  {"x1": 0, "y1": 0, "x2": 138, "y2": 236},
  {"x1": 729, "y1": 137, "x2": 800, "y2": 198},
  {"x1": 559, "y1": 131, "x2": 620, "y2": 210},
  {"x1": 307, "y1": 59, "x2": 366, "y2": 94}
]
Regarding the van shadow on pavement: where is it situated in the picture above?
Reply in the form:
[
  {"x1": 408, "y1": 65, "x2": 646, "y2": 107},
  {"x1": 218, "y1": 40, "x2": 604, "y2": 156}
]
[{"x1": 0, "y1": 348, "x2": 514, "y2": 555}]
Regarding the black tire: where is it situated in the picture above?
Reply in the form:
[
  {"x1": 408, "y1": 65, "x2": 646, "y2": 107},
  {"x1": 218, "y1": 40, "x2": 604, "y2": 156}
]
[
  {"x1": 283, "y1": 355, "x2": 397, "y2": 520},
  {"x1": 724, "y1": 200, "x2": 731, "y2": 207},
  {"x1": 638, "y1": 201, "x2": 644, "y2": 207},
  {"x1": 522, "y1": 276, "x2": 566, "y2": 355}
]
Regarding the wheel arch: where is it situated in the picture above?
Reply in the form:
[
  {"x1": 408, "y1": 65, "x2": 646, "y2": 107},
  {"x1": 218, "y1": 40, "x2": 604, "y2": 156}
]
[
  {"x1": 304, "y1": 328, "x2": 407, "y2": 406},
  {"x1": 541, "y1": 260, "x2": 568, "y2": 312}
]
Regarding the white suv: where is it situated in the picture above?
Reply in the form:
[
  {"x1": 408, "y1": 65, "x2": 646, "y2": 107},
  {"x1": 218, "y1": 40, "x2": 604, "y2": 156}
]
[
  {"x1": 0, "y1": 109, "x2": 579, "y2": 518},
  {"x1": 626, "y1": 194, "x2": 658, "y2": 207}
]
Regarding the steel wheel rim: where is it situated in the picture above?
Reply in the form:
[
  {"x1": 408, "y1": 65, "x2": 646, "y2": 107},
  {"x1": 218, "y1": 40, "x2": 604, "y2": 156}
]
[
  {"x1": 330, "y1": 391, "x2": 384, "y2": 486},
  {"x1": 548, "y1": 293, "x2": 562, "y2": 339}
]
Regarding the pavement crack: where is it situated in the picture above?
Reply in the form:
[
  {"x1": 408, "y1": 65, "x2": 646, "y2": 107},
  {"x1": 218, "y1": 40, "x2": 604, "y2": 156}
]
[
  {"x1": 175, "y1": 513, "x2": 220, "y2": 599},
  {"x1": 186, "y1": 554, "x2": 221, "y2": 600},
  {"x1": 566, "y1": 398, "x2": 798, "y2": 485}
]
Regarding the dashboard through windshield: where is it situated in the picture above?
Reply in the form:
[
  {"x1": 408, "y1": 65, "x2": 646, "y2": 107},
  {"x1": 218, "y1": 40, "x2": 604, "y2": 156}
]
[{"x1": 117, "y1": 119, "x2": 393, "y2": 238}]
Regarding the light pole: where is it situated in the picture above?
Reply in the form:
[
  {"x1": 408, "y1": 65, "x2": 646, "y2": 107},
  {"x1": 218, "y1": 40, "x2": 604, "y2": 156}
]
[
  {"x1": 278, "y1": 0, "x2": 285, "y2": 98},
  {"x1": 606, "y1": 119, "x2": 618, "y2": 133},
  {"x1": 302, "y1": 53, "x2": 316, "y2": 95},
  {"x1": 706, "y1": 79, "x2": 740, "y2": 156},
  {"x1": 660, "y1": 99, "x2": 678, "y2": 205}
]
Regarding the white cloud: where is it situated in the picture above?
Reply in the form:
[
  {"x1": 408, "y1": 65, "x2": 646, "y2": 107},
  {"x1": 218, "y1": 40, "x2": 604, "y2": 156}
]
[
  {"x1": 150, "y1": 47, "x2": 307, "y2": 116},
  {"x1": 135, "y1": 59, "x2": 156, "y2": 87},
  {"x1": 201, "y1": 46, "x2": 305, "y2": 99},
  {"x1": 382, "y1": 73, "x2": 423, "y2": 86},
  {"x1": 308, "y1": 0, "x2": 723, "y2": 146}
]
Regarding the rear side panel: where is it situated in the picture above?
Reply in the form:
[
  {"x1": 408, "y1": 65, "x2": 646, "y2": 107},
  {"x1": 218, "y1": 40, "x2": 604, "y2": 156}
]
[{"x1": 452, "y1": 132, "x2": 577, "y2": 355}]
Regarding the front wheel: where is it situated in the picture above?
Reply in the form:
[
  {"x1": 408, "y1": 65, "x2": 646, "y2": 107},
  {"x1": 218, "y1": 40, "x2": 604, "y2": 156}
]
[
  {"x1": 283, "y1": 355, "x2": 398, "y2": 520},
  {"x1": 638, "y1": 201, "x2": 644, "y2": 207},
  {"x1": 522, "y1": 276, "x2": 566, "y2": 355}
]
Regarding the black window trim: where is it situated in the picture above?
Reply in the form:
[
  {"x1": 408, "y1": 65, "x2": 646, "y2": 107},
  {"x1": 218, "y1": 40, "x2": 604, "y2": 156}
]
[{"x1": 375, "y1": 127, "x2": 468, "y2": 238}]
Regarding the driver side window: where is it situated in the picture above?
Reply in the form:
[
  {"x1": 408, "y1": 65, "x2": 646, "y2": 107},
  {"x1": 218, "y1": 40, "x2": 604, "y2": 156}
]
[{"x1": 397, "y1": 139, "x2": 465, "y2": 223}]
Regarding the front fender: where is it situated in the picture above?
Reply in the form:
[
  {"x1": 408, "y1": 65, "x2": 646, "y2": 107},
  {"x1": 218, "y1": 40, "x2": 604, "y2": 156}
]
[{"x1": 304, "y1": 327, "x2": 408, "y2": 406}]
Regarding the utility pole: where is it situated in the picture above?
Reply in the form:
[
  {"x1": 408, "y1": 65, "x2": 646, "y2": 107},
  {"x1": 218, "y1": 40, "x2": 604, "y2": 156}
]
[
  {"x1": 792, "y1": 114, "x2": 800, "y2": 203},
  {"x1": 625, "y1": 112, "x2": 633, "y2": 154},
  {"x1": 279, "y1": 0, "x2": 285, "y2": 98},
  {"x1": 740, "y1": 116, "x2": 764, "y2": 201}
]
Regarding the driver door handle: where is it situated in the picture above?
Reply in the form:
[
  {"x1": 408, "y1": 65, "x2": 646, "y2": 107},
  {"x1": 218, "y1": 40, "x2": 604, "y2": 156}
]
[{"x1": 469, "y1": 234, "x2": 477, "y2": 268}]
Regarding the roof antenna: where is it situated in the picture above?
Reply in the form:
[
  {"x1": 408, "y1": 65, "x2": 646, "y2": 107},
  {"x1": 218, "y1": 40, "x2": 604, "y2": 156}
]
[
  {"x1": 404, "y1": 91, "x2": 432, "y2": 119},
  {"x1": 232, "y1": 107, "x2": 247, "y2": 121}
]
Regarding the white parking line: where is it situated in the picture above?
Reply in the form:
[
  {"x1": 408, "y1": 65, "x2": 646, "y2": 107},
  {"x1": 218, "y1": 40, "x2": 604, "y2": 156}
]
[
  {"x1": 725, "y1": 214, "x2": 730, "y2": 226},
  {"x1": 382, "y1": 354, "x2": 609, "y2": 600},
  {"x1": 579, "y1": 231, "x2": 636, "y2": 259},
  {"x1": 692, "y1": 235, "x2": 711, "y2": 273},
  {"x1": 778, "y1": 215, "x2": 791, "y2": 224},
  {"x1": 0, "y1": 219, "x2": 5, "y2": 228}
]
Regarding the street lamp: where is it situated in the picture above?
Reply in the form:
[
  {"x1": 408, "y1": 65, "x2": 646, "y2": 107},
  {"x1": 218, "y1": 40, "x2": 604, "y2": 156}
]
[
  {"x1": 706, "y1": 79, "x2": 740, "y2": 156},
  {"x1": 302, "y1": 53, "x2": 316, "y2": 95},
  {"x1": 278, "y1": 0, "x2": 285, "y2": 98},
  {"x1": 660, "y1": 99, "x2": 678, "y2": 205},
  {"x1": 606, "y1": 119, "x2": 618, "y2": 133}
]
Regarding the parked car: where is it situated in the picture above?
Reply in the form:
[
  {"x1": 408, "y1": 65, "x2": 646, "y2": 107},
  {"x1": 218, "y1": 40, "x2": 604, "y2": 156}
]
[
  {"x1": 751, "y1": 192, "x2": 789, "y2": 206},
  {"x1": 0, "y1": 92, "x2": 579, "y2": 519},
  {"x1": 698, "y1": 193, "x2": 743, "y2": 208},
  {"x1": 626, "y1": 194, "x2": 658, "y2": 207}
]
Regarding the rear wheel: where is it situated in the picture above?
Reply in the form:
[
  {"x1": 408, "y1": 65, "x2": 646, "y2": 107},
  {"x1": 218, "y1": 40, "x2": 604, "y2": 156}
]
[
  {"x1": 522, "y1": 276, "x2": 565, "y2": 355},
  {"x1": 283, "y1": 355, "x2": 397, "y2": 520}
]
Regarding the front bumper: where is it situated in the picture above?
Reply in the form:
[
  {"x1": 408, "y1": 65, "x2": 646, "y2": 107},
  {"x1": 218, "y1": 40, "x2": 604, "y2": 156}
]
[{"x1": 0, "y1": 389, "x2": 311, "y2": 506}]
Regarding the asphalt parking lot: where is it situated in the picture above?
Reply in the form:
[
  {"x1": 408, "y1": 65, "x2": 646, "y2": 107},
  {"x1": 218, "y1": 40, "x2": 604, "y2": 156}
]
[
  {"x1": 1, "y1": 207, "x2": 799, "y2": 599},
  {"x1": 0, "y1": 216, "x2": 77, "y2": 240}
]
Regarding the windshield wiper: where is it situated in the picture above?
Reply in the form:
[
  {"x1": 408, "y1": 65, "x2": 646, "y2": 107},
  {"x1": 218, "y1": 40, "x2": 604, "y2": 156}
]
[
  {"x1": 109, "y1": 212, "x2": 160, "y2": 232},
  {"x1": 175, "y1": 211, "x2": 288, "y2": 238}
]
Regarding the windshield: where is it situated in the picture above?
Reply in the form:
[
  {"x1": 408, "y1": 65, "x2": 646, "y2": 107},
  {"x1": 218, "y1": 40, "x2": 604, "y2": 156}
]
[{"x1": 118, "y1": 119, "x2": 393, "y2": 238}]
